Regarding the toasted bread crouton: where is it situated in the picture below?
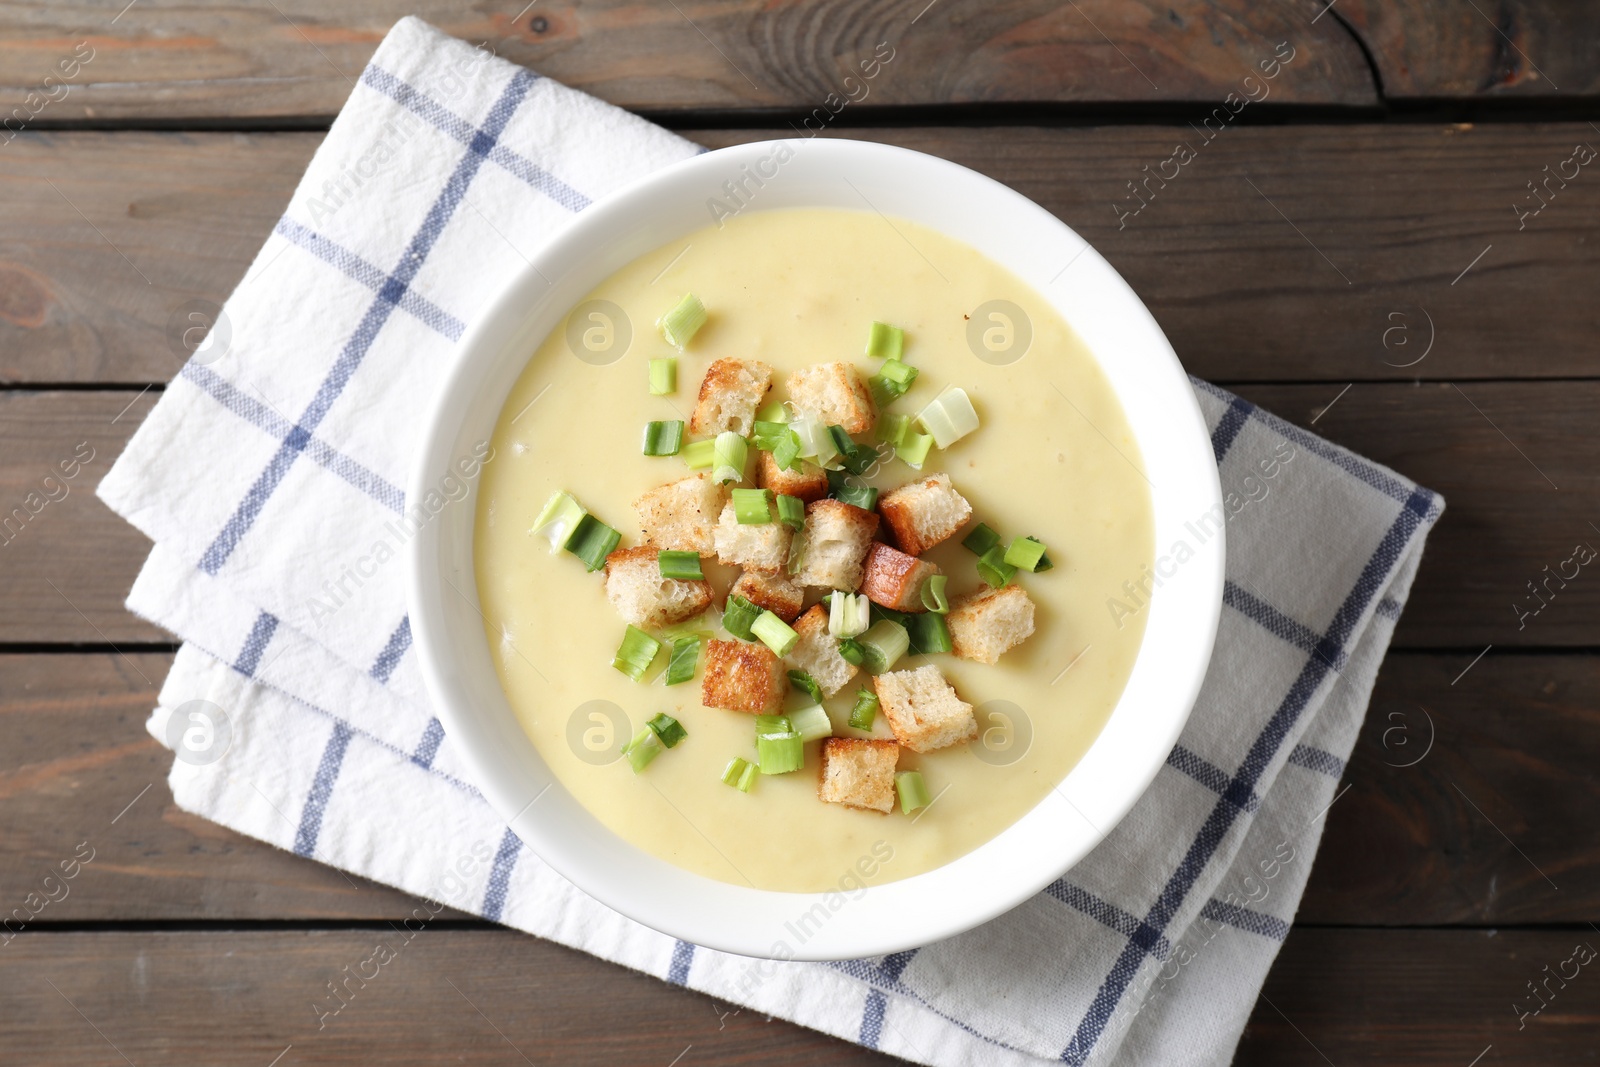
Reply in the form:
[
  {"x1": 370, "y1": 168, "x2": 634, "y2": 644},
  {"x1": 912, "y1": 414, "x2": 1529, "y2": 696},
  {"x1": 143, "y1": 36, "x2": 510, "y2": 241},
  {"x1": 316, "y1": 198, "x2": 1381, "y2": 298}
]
[
  {"x1": 756, "y1": 451, "x2": 829, "y2": 503},
  {"x1": 947, "y1": 585, "x2": 1036, "y2": 664},
  {"x1": 878, "y1": 473, "x2": 973, "y2": 556},
  {"x1": 860, "y1": 542, "x2": 939, "y2": 613},
  {"x1": 701, "y1": 638, "x2": 787, "y2": 713},
  {"x1": 791, "y1": 499, "x2": 879, "y2": 591},
  {"x1": 874, "y1": 664, "x2": 977, "y2": 753},
  {"x1": 634, "y1": 474, "x2": 726, "y2": 556},
  {"x1": 603, "y1": 546, "x2": 713, "y2": 629},
  {"x1": 712, "y1": 500, "x2": 792, "y2": 573},
  {"x1": 689, "y1": 358, "x2": 772, "y2": 436},
  {"x1": 783, "y1": 604, "x2": 857, "y2": 696},
  {"x1": 818, "y1": 738, "x2": 899, "y2": 813},
  {"x1": 729, "y1": 571, "x2": 805, "y2": 623},
  {"x1": 786, "y1": 362, "x2": 876, "y2": 435}
]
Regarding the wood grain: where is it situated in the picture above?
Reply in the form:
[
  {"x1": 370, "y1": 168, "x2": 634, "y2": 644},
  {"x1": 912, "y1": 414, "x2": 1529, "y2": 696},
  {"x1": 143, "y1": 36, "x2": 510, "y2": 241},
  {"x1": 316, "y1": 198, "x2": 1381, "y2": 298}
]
[
  {"x1": 0, "y1": 0, "x2": 1376, "y2": 125},
  {"x1": 6, "y1": 379, "x2": 1595, "y2": 645},
  {"x1": 6, "y1": 124, "x2": 1600, "y2": 386},
  {"x1": 2, "y1": 927, "x2": 1594, "y2": 1065}
]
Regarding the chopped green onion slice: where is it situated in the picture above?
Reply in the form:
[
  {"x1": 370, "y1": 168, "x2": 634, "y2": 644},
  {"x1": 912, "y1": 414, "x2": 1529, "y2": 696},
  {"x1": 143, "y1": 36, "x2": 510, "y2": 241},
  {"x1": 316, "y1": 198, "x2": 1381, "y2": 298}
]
[
  {"x1": 977, "y1": 545, "x2": 1017, "y2": 589},
  {"x1": 866, "y1": 321, "x2": 904, "y2": 361},
  {"x1": 771, "y1": 429, "x2": 802, "y2": 471},
  {"x1": 731, "y1": 487, "x2": 773, "y2": 524},
  {"x1": 658, "y1": 293, "x2": 706, "y2": 349},
  {"x1": 532, "y1": 491, "x2": 587, "y2": 553},
  {"x1": 665, "y1": 635, "x2": 702, "y2": 686},
  {"x1": 751, "y1": 610, "x2": 799, "y2": 656},
  {"x1": 755, "y1": 399, "x2": 788, "y2": 424},
  {"x1": 837, "y1": 637, "x2": 867, "y2": 666},
  {"x1": 786, "y1": 530, "x2": 808, "y2": 576},
  {"x1": 751, "y1": 420, "x2": 789, "y2": 445},
  {"x1": 789, "y1": 704, "x2": 833, "y2": 743},
  {"x1": 896, "y1": 770, "x2": 932, "y2": 814},
  {"x1": 921, "y1": 574, "x2": 949, "y2": 614},
  {"x1": 906, "y1": 612, "x2": 953, "y2": 655},
  {"x1": 877, "y1": 413, "x2": 912, "y2": 447},
  {"x1": 612, "y1": 625, "x2": 662, "y2": 681},
  {"x1": 827, "y1": 471, "x2": 878, "y2": 512},
  {"x1": 711, "y1": 430, "x2": 748, "y2": 485},
  {"x1": 849, "y1": 688, "x2": 879, "y2": 730},
  {"x1": 791, "y1": 416, "x2": 839, "y2": 468},
  {"x1": 622, "y1": 726, "x2": 663, "y2": 773},
  {"x1": 788, "y1": 669, "x2": 824, "y2": 705},
  {"x1": 858, "y1": 619, "x2": 910, "y2": 673},
  {"x1": 642, "y1": 419, "x2": 685, "y2": 457},
  {"x1": 916, "y1": 386, "x2": 980, "y2": 448},
  {"x1": 754, "y1": 714, "x2": 792, "y2": 736},
  {"x1": 869, "y1": 375, "x2": 902, "y2": 411},
  {"x1": 962, "y1": 522, "x2": 1002, "y2": 556},
  {"x1": 647, "y1": 712, "x2": 687, "y2": 748},
  {"x1": 649, "y1": 357, "x2": 677, "y2": 395},
  {"x1": 880, "y1": 359, "x2": 918, "y2": 388},
  {"x1": 564, "y1": 514, "x2": 621, "y2": 572},
  {"x1": 658, "y1": 549, "x2": 704, "y2": 581},
  {"x1": 722, "y1": 595, "x2": 761, "y2": 641},
  {"x1": 1003, "y1": 536, "x2": 1049, "y2": 572},
  {"x1": 757, "y1": 730, "x2": 804, "y2": 774},
  {"x1": 871, "y1": 602, "x2": 912, "y2": 628},
  {"x1": 775, "y1": 494, "x2": 805, "y2": 531},
  {"x1": 682, "y1": 438, "x2": 716, "y2": 469},
  {"x1": 828, "y1": 425, "x2": 874, "y2": 475},
  {"x1": 721, "y1": 756, "x2": 757, "y2": 792},
  {"x1": 829, "y1": 591, "x2": 870, "y2": 638},
  {"x1": 898, "y1": 432, "x2": 934, "y2": 470}
]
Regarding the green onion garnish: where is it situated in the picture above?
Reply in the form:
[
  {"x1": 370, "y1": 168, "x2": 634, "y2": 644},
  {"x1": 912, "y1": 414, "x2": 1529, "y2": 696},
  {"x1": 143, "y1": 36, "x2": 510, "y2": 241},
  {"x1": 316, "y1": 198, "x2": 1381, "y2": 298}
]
[
  {"x1": 731, "y1": 487, "x2": 773, "y2": 524},
  {"x1": 789, "y1": 704, "x2": 833, "y2": 743},
  {"x1": 977, "y1": 545, "x2": 1017, "y2": 589},
  {"x1": 858, "y1": 619, "x2": 910, "y2": 673},
  {"x1": 829, "y1": 591, "x2": 870, "y2": 638},
  {"x1": 612, "y1": 625, "x2": 662, "y2": 681},
  {"x1": 866, "y1": 321, "x2": 905, "y2": 361},
  {"x1": 896, "y1": 770, "x2": 932, "y2": 814},
  {"x1": 682, "y1": 438, "x2": 716, "y2": 469},
  {"x1": 827, "y1": 471, "x2": 878, "y2": 512},
  {"x1": 906, "y1": 612, "x2": 953, "y2": 655},
  {"x1": 622, "y1": 726, "x2": 663, "y2": 773},
  {"x1": 771, "y1": 429, "x2": 802, "y2": 471},
  {"x1": 828, "y1": 425, "x2": 874, "y2": 475},
  {"x1": 869, "y1": 361, "x2": 918, "y2": 409},
  {"x1": 658, "y1": 549, "x2": 704, "y2": 581},
  {"x1": 848, "y1": 688, "x2": 879, "y2": 731},
  {"x1": 962, "y1": 523, "x2": 1002, "y2": 556},
  {"x1": 647, "y1": 712, "x2": 687, "y2": 748},
  {"x1": 751, "y1": 610, "x2": 799, "y2": 656},
  {"x1": 877, "y1": 413, "x2": 912, "y2": 447},
  {"x1": 722, "y1": 595, "x2": 761, "y2": 640},
  {"x1": 788, "y1": 669, "x2": 824, "y2": 705},
  {"x1": 775, "y1": 494, "x2": 805, "y2": 531},
  {"x1": 657, "y1": 293, "x2": 706, "y2": 349},
  {"x1": 757, "y1": 730, "x2": 804, "y2": 774},
  {"x1": 564, "y1": 514, "x2": 621, "y2": 572},
  {"x1": 916, "y1": 386, "x2": 980, "y2": 448},
  {"x1": 649, "y1": 357, "x2": 677, "y2": 395},
  {"x1": 755, "y1": 399, "x2": 788, "y2": 424},
  {"x1": 532, "y1": 490, "x2": 587, "y2": 553},
  {"x1": 791, "y1": 416, "x2": 840, "y2": 468},
  {"x1": 642, "y1": 419, "x2": 684, "y2": 457},
  {"x1": 1003, "y1": 536, "x2": 1048, "y2": 572},
  {"x1": 665, "y1": 635, "x2": 701, "y2": 686},
  {"x1": 754, "y1": 714, "x2": 792, "y2": 736},
  {"x1": 898, "y1": 432, "x2": 934, "y2": 470},
  {"x1": 837, "y1": 637, "x2": 867, "y2": 666},
  {"x1": 721, "y1": 756, "x2": 757, "y2": 792},
  {"x1": 880, "y1": 359, "x2": 917, "y2": 390},
  {"x1": 712, "y1": 430, "x2": 748, "y2": 484},
  {"x1": 921, "y1": 574, "x2": 949, "y2": 614}
]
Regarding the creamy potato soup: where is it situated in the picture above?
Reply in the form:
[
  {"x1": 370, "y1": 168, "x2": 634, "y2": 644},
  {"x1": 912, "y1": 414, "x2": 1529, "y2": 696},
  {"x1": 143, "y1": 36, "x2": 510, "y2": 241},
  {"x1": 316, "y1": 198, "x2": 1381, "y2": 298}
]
[{"x1": 474, "y1": 207, "x2": 1152, "y2": 892}]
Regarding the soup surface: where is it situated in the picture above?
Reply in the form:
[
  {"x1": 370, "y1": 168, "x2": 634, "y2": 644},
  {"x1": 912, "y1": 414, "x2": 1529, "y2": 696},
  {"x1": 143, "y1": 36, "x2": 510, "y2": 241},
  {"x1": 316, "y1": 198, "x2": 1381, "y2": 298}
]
[{"x1": 474, "y1": 207, "x2": 1152, "y2": 892}]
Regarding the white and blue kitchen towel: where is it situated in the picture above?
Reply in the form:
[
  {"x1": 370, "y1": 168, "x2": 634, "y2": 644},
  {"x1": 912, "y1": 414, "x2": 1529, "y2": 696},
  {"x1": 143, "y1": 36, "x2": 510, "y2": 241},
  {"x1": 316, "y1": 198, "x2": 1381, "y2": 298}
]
[{"x1": 98, "y1": 17, "x2": 1443, "y2": 1067}]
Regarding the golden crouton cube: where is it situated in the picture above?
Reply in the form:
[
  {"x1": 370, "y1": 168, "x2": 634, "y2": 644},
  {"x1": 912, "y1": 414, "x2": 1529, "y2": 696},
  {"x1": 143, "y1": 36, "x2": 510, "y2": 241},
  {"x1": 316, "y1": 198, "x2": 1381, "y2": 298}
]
[
  {"x1": 701, "y1": 638, "x2": 787, "y2": 713},
  {"x1": 818, "y1": 738, "x2": 900, "y2": 813}
]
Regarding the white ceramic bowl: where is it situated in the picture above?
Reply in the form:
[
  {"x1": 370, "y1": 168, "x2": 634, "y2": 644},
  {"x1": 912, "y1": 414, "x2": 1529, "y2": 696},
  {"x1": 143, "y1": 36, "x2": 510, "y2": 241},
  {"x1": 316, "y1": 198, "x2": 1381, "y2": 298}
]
[{"x1": 408, "y1": 138, "x2": 1223, "y2": 961}]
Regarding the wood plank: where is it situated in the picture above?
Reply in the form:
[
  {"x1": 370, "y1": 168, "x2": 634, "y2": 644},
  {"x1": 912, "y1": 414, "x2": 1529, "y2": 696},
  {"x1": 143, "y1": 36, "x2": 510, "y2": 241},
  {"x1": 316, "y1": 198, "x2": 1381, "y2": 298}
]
[
  {"x1": 3, "y1": 928, "x2": 1594, "y2": 1064},
  {"x1": 6, "y1": 124, "x2": 1600, "y2": 385},
  {"x1": 5, "y1": 650, "x2": 1594, "y2": 926},
  {"x1": 0, "y1": 0, "x2": 1376, "y2": 124},
  {"x1": 1339, "y1": 1, "x2": 1600, "y2": 100},
  {"x1": 0, "y1": 653, "x2": 451, "y2": 920},
  {"x1": 9, "y1": 377, "x2": 1599, "y2": 645}
]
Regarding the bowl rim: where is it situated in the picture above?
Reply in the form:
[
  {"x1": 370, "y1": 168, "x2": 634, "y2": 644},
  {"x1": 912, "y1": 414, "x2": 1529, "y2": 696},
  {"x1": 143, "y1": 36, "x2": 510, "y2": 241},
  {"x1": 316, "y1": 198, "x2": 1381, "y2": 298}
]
[{"x1": 407, "y1": 136, "x2": 1224, "y2": 961}]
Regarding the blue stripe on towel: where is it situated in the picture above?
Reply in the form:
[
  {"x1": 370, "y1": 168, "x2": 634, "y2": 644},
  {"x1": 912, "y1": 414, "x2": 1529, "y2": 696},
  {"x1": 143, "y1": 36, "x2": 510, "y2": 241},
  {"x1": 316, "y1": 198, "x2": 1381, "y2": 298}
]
[
  {"x1": 1287, "y1": 743, "x2": 1346, "y2": 779},
  {"x1": 370, "y1": 616, "x2": 413, "y2": 683},
  {"x1": 859, "y1": 988, "x2": 887, "y2": 1048},
  {"x1": 294, "y1": 722, "x2": 354, "y2": 857},
  {"x1": 667, "y1": 940, "x2": 695, "y2": 985},
  {"x1": 481, "y1": 827, "x2": 522, "y2": 922},
  {"x1": 411, "y1": 717, "x2": 446, "y2": 769},
  {"x1": 1198, "y1": 898, "x2": 1291, "y2": 942},
  {"x1": 233, "y1": 611, "x2": 279, "y2": 676}
]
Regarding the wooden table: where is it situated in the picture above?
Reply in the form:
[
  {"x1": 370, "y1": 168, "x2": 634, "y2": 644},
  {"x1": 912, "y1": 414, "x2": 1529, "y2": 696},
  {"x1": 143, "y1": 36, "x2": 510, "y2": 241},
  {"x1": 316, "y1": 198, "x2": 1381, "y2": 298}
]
[{"x1": 3, "y1": 3, "x2": 1597, "y2": 1063}]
